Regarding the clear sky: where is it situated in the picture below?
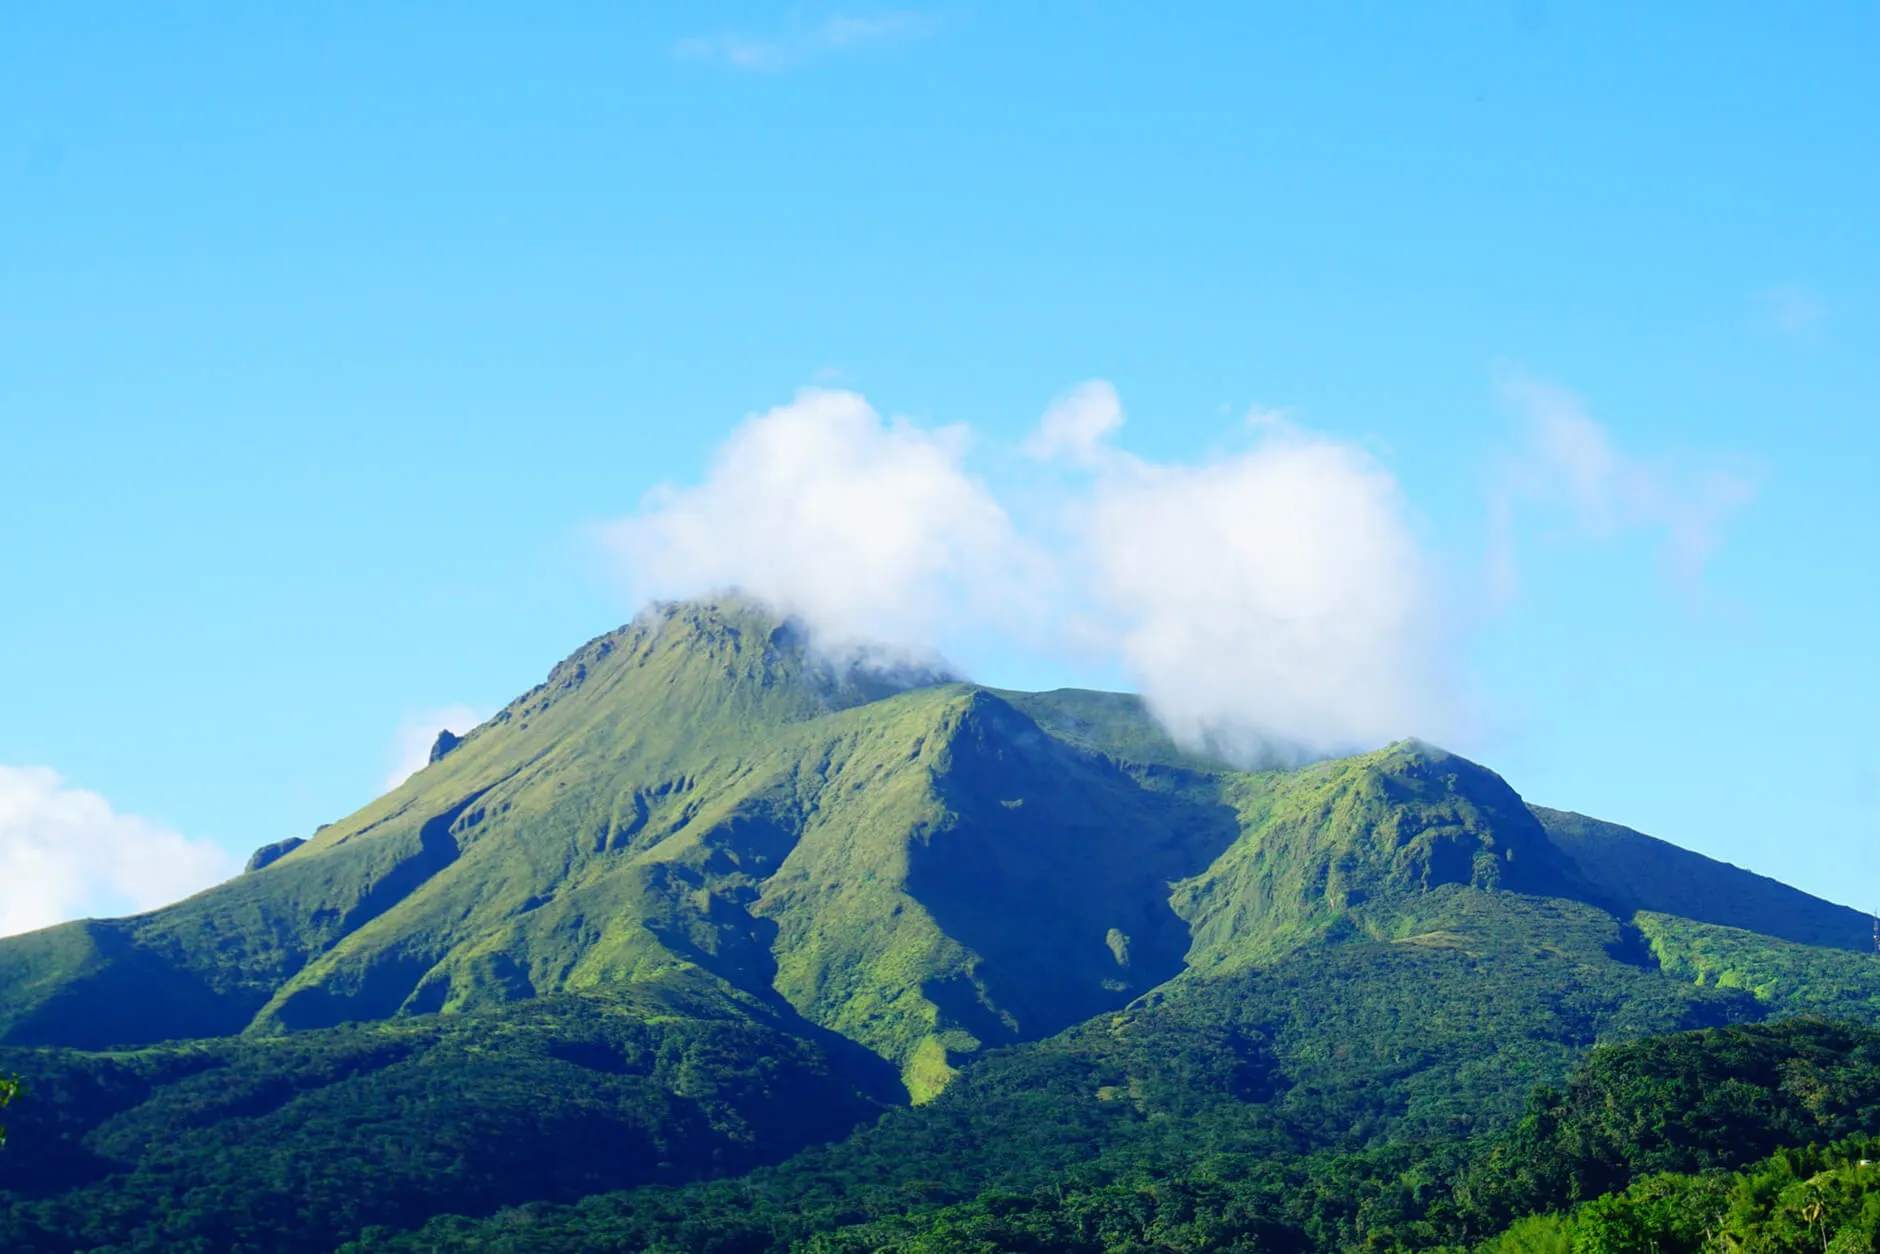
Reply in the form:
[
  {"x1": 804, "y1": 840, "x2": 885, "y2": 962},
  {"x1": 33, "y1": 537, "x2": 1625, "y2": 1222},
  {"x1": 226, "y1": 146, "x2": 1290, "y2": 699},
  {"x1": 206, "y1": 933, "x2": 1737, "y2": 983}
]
[{"x1": 2, "y1": 2, "x2": 1876, "y2": 933}]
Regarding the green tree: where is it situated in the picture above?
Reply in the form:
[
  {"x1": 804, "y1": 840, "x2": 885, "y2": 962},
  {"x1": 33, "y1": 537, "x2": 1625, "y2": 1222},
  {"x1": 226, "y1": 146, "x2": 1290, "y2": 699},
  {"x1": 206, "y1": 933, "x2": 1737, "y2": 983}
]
[{"x1": 0, "y1": 1074, "x2": 20, "y2": 1147}]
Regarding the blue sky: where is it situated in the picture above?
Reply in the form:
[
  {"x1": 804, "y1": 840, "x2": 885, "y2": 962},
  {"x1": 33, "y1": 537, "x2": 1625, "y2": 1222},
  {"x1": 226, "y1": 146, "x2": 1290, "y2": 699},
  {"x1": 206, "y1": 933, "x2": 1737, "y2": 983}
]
[{"x1": 2, "y1": 2, "x2": 1876, "y2": 930}]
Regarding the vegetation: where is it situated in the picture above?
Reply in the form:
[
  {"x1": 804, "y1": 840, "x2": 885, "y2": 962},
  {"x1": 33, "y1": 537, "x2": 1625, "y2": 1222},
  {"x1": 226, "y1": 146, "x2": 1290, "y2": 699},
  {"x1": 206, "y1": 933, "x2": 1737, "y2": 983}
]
[
  {"x1": 0, "y1": 1075, "x2": 18, "y2": 1147},
  {"x1": 3, "y1": 601, "x2": 1869, "y2": 1090},
  {"x1": 1475, "y1": 1135, "x2": 1880, "y2": 1254},
  {"x1": 1533, "y1": 809, "x2": 1871, "y2": 952},
  {"x1": 0, "y1": 986, "x2": 892, "y2": 1253},
  {"x1": 4, "y1": 598, "x2": 1880, "y2": 1250},
  {"x1": 1639, "y1": 914, "x2": 1880, "y2": 1018},
  {"x1": 339, "y1": 1019, "x2": 1880, "y2": 1252}
]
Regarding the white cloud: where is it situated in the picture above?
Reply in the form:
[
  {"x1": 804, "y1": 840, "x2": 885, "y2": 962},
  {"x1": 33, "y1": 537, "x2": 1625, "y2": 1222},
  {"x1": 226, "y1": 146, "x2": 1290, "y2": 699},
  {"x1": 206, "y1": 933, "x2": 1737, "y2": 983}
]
[
  {"x1": 1025, "y1": 380, "x2": 1124, "y2": 467},
  {"x1": 1036, "y1": 399, "x2": 1450, "y2": 762},
  {"x1": 604, "y1": 389, "x2": 1039, "y2": 660},
  {"x1": 605, "y1": 382, "x2": 1456, "y2": 764},
  {"x1": 385, "y1": 705, "x2": 488, "y2": 792},
  {"x1": 0, "y1": 766, "x2": 235, "y2": 938},
  {"x1": 676, "y1": 11, "x2": 935, "y2": 71},
  {"x1": 1490, "y1": 372, "x2": 1757, "y2": 602}
]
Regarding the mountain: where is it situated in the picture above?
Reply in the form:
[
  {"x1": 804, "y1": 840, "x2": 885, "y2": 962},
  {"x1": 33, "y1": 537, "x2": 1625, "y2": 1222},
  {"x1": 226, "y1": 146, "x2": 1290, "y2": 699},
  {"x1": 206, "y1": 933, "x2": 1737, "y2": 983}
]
[
  {"x1": 0, "y1": 599, "x2": 1254, "y2": 1094},
  {"x1": 4, "y1": 595, "x2": 1880, "y2": 1252}
]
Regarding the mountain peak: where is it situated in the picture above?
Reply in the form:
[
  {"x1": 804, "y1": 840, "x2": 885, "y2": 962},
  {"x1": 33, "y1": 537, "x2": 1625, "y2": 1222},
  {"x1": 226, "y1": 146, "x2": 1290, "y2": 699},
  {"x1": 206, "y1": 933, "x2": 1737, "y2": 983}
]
[{"x1": 635, "y1": 594, "x2": 959, "y2": 708}]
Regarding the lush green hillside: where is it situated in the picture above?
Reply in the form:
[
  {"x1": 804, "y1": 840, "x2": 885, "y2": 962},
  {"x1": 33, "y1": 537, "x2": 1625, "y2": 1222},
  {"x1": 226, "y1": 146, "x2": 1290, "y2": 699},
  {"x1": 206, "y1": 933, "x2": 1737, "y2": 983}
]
[
  {"x1": 321, "y1": 912, "x2": 1880, "y2": 1254},
  {"x1": 2, "y1": 599, "x2": 1865, "y2": 1099},
  {"x1": 4, "y1": 596, "x2": 1879, "y2": 1251},
  {"x1": 0, "y1": 979, "x2": 894, "y2": 1254},
  {"x1": 1638, "y1": 912, "x2": 1880, "y2": 1017},
  {"x1": 1175, "y1": 743, "x2": 1597, "y2": 970}
]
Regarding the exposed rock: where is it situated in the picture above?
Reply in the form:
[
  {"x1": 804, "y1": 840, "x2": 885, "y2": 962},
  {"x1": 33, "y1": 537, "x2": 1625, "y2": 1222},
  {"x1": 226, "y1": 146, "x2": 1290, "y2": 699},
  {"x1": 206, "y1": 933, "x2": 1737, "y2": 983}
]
[
  {"x1": 244, "y1": 836, "x2": 306, "y2": 873},
  {"x1": 428, "y1": 729, "x2": 463, "y2": 765}
]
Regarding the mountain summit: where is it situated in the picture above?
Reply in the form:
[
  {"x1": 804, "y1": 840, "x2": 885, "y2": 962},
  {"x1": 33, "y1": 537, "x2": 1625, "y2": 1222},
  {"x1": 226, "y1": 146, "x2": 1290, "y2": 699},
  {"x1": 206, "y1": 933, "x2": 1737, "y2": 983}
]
[{"x1": 0, "y1": 597, "x2": 1870, "y2": 1102}]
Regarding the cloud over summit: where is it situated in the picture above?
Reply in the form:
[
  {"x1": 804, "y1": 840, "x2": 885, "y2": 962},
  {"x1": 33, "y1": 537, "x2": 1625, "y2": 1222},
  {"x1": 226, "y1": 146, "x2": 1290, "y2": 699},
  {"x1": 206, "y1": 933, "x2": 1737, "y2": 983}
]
[
  {"x1": 607, "y1": 383, "x2": 1455, "y2": 763},
  {"x1": 1055, "y1": 416, "x2": 1447, "y2": 762},
  {"x1": 605, "y1": 389, "x2": 1037, "y2": 661}
]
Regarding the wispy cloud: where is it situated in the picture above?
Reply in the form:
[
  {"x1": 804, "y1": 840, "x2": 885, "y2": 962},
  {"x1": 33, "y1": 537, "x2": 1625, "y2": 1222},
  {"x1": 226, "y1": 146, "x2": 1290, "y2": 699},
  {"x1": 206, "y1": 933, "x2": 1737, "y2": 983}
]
[
  {"x1": 0, "y1": 766, "x2": 236, "y2": 938},
  {"x1": 675, "y1": 11, "x2": 936, "y2": 71},
  {"x1": 1758, "y1": 284, "x2": 1825, "y2": 339},
  {"x1": 1489, "y1": 371, "x2": 1758, "y2": 604}
]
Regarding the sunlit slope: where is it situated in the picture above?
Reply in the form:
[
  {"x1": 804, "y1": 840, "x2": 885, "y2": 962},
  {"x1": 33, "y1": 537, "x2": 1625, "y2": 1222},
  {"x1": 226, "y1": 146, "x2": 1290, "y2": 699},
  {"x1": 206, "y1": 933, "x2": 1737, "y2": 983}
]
[{"x1": 0, "y1": 598, "x2": 906, "y2": 1049}]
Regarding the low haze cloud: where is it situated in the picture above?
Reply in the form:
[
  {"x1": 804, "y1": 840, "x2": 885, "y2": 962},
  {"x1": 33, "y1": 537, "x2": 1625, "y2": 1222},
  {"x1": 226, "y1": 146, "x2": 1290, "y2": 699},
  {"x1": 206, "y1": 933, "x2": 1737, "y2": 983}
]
[
  {"x1": 1490, "y1": 372, "x2": 1758, "y2": 602},
  {"x1": 0, "y1": 766, "x2": 235, "y2": 938},
  {"x1": 608, "y1": 383, "x2": 1455, "y2": 763},
  {"x1": 1024, "y1": 380, "x2": 1124, "y2": 467}
]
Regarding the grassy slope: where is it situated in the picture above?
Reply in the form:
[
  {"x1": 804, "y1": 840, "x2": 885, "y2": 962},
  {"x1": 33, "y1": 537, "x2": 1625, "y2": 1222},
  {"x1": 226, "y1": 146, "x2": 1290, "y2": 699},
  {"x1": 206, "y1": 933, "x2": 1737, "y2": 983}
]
[
  {"x1": 1175, "y1": 742, "x2": 1599, "y2": 970},
  {"x1": 313, "y1": 793, "x2": 1880, "y2": 1254}
]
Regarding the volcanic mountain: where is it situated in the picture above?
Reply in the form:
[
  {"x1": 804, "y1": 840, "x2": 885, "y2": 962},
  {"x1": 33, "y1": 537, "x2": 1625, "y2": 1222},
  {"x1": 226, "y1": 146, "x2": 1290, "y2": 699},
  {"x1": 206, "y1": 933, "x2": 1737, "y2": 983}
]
[{"x1": 4, "y1": 597, "x2": 1879, "y2": 1252}]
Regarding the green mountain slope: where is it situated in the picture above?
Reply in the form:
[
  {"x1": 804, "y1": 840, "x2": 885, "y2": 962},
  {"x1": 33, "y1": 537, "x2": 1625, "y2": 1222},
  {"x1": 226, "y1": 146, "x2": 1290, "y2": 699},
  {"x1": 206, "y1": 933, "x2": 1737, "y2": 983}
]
[
  {"x1": 5, "y1": 596, "x2": 1880, "y2": 1251},
  {"x1": 1175, "y1": 742, "x2": 1599, "y2": 970},
  {"x1": 1, "y1": 598, "x2": 1871, "y2": 1093}
]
